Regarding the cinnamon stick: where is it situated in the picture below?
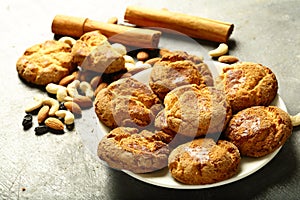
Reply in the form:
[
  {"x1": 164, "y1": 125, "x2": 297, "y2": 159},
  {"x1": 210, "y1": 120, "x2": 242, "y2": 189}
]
[
  {"x1": 124, "y1": 6, "x2": 234, "y2": 43},
  {"x1": 51, "y1": 15, "x2": 161, "y2": 48}
]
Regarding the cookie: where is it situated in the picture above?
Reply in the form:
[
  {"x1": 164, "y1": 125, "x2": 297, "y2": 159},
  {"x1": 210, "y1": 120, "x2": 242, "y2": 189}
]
[
  {"x1": 168, "y1": 138, "x2": 241, "y2": 185},
  {"x1": 224, "y1": 106, "x2": 293, "y2": 157},
  {"x1": 149, "y1": 51, "x2": 213, "y2": 100},
  {"x1": 71, "y1": 30, "x2": 125, "y2": 74},
  {"x1": 97, "y1": 127, "x2": 170, "y2": 173},
  {"x1": 94, "y1": 77, "x2": 161, "y2": 129},
  {"x1": 163, "y1": 84, "x2": 232, "y2": 138},
  {"x1": 217, "y1": 62, "x2": 278, "y2": 113},
  {"x1": 16, "y1": 40, "x2": 75, "y2": 86}
]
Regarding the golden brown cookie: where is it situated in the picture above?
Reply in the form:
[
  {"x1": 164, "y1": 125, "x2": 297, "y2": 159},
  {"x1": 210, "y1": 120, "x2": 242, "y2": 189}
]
[
  {"x1": 97, "y1": 127, "x2": 170, "y2": 173},
  {"x1": 16, "y1": 40, "x2": 75, "y2": 86},
  {"x1": 149, "y1": 51, "x2": 213, "y2": 100},
  {"x1": 71, "y1": 30, "x2": 125, "y2": 74},
  {"x1": 163, "y1": 84, "x2": 232, "y2": 138},
  {"x1": 168, "y1": 138, "x2": 241, "y2": 185},
  {"x1": 94, "y1": 77, "x2": 161, "y2": 129},
  {"x1": 217, "y1": 62, "x2": 278, "y2": 113},
  {"x1": 224, "y1": 106, "x2": 293, "y2": 157}
]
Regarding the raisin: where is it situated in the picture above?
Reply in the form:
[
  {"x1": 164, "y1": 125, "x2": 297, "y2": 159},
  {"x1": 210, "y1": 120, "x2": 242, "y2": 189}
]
[
  {"x1": 34, "y1": 125, "x2": 49, "y2": 136},
  {"x1": 59, "y1": 102, "x2": 67, "y2": 110},
  {"x1": 66, "y1": 123, "x2": 75, "y2": 131},
  {"x1": 48, "y1": 128, "x2": 64, "y2": 135},
  {"x1": 22, "y1": 114, "x2": 33, "y2": 130}
]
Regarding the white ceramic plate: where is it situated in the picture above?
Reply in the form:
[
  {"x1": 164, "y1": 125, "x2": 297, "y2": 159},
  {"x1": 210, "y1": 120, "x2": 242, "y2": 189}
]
[{"x1": 77, "y1": 62, "x2": 286, "y2": 189}]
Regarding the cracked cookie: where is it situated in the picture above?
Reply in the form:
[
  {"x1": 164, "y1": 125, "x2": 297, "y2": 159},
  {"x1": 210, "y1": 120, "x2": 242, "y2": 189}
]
[
  {"x1": 217, "y1": 62, "x2": 278, "y2": 113},
  {"x1": 16, "y1": 40, "x2": 75, "y2": 85},
  {"x1": 98, "y1": 127, "x2": 169, "y2": 173},
  {"x1": 224, "y1": 106, "x2": 293, "y2": 157},
  {"x1": 94, "y1": 77, "x2": 161, "y2": 129},
  {"x1": 168, "y1": 138, "x2": 241, "y2": 185}
]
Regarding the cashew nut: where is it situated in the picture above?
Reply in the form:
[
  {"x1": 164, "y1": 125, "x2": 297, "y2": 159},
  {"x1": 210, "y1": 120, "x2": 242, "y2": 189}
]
[
  {"x1": 42, "y1": 97, "x2": 59, "y2": 116},
  {"x1": 79, "y1": 81, "x2": 94, "y2": 99},
  {"x1": 25, "y1": 96, "x2": 43, "y2": 113},
  {"x1": 123, "y1": 55, "x2": 135, "y2": 64},
  {"x1": 55, "y1": 110, "x2": 75, "y2": 125},
  {"x1": 56, "y1": 87, "x2": 68, "y2": 102},
  {"x1": 208, "y1": 43, "x2": 229, "y2": 57},
  {"x1": 111, "y1": 43, "x2": 127, "y2": 55},
  {"x1": 67, "y1": 80, "x2": 80, "y2": 97},
  {"x1": 58, "y1": 36, "x2": 77, "y2": 47},
  {"x1": 290, "y1": 113, "x2": 300, "y2": 126},
  {"x1": 46, "y1": 83, "x2": 66, "y2": 94}
]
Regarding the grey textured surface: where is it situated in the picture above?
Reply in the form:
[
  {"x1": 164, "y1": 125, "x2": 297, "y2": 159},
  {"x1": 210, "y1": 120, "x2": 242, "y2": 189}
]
[{"x1": 0, "y1": 0, "x2": 299, "y2": 199}]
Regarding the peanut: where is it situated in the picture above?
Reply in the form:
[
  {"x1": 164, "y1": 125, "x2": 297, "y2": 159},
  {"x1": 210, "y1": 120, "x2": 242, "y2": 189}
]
[
  {"x1": 137, "y1": 51, "x2": 149, "y2": 61},
  {"x1": 90, "y1": 76, "x2": 102, "y2": 90}
]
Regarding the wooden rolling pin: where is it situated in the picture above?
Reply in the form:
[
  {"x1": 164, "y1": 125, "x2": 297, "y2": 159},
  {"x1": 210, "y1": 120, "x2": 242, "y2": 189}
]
[
  {"x1": 51, "y1": 15, "x2": 161, "y2": 48},
  {"x1": 124, "y1": 6, "x2": 234, "y2": 43}
]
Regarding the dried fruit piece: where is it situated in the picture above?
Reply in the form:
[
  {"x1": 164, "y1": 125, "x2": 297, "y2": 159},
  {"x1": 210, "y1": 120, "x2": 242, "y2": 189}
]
[
  {"x1": 34, "y1": 125, "x2": 49, "y2": 136},
  {"x1": 22, "y1": 114, "x2": 33, "y2": 130}
]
